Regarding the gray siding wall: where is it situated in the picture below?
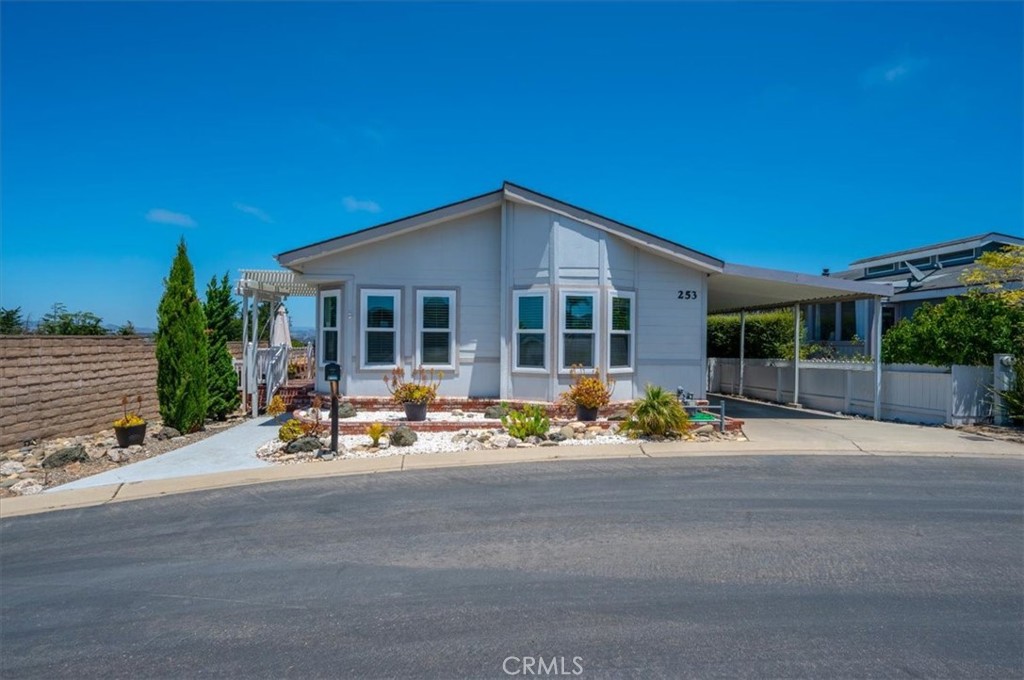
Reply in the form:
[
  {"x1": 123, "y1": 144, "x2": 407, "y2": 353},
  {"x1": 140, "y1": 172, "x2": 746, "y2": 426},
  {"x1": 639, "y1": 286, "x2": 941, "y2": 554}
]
[
  {"x1": 503, "y1": 201, "x2": 707, "y2": 401},
  {"x1": 302, "y1": 208, "x2": 501, "y2": 397}
]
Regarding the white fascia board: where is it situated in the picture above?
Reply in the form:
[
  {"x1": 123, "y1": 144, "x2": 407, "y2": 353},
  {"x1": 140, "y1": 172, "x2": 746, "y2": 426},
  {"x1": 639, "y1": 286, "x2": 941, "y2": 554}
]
[
  {"x1": 722, "y1": 263, "x2": 895, "y2": 297},
  {"x1": 502, "y1": 187, "x2": 724, "y2": 274},
  {"x1": 276, "y1": 191, "x2": 503, "y2": 270}
]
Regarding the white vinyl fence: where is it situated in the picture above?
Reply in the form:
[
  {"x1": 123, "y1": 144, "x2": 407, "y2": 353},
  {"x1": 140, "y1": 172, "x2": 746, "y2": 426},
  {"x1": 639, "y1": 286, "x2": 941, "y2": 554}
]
[{"x1": 708, "y1": 358, "x2": 993, "y2": 425}]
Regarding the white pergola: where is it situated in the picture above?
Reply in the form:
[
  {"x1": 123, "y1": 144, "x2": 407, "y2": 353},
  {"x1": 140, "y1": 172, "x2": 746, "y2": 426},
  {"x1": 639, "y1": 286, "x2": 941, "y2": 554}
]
[
  {"x1": 707, "y1": 264, "x2": 895, "y2": 419},
  {"x1": 236, "y1": 269, "x2": 320, "y2": 418}
]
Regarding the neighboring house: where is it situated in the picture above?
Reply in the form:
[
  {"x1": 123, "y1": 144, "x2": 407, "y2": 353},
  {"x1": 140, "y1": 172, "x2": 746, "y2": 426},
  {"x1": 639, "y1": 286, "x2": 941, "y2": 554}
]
[
  {"x1": 242, "y1": 182, "x2": 890, "y2": 403},
  {"x1": 804, "y1": 232, "x2": 1023, "y2": 355}
]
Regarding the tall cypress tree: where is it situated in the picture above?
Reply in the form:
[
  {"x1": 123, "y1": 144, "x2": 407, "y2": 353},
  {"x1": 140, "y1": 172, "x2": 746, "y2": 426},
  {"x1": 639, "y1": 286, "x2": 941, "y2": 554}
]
[
  {"x1": 204, "y1": 273, "x2": 241, "y2": 420},
  {"x1": 156, "y1": 238, "x2": 209, "y2": 433}
]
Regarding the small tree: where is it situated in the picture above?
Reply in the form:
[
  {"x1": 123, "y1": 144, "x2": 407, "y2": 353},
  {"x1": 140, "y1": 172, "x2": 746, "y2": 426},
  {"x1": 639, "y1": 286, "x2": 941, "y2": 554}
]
[
  {"x1": 204, "y1": 273, "x2": 241, "y2": 420},
  {"x1": 156, "y1": 238, "x2": 209, "y2": 433},
  {"x1": 0, "y1": 307, "x2": 26, "y2": 334},
  {"x1": 117, "y1": 321, "x2": 137, "y2": 336},
  {"x1": 960, "y1": 245, "x2": 1024, "y2": 307},
  {"x1": 37, "y1": 303, "x2": 107, "y2": 335}
]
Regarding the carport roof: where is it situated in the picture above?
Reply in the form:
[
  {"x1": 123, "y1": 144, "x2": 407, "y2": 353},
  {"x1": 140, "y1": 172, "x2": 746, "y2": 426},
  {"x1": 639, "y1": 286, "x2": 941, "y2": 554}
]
[{"x1": 708, "y1": 264, "x2": 893, "y2": 314}]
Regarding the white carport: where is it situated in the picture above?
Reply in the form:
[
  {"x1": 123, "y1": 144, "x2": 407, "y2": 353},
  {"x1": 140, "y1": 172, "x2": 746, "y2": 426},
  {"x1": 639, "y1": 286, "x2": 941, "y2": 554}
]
[{"x1": 707, "y1": 264, "x2": 895, "y2": 420}]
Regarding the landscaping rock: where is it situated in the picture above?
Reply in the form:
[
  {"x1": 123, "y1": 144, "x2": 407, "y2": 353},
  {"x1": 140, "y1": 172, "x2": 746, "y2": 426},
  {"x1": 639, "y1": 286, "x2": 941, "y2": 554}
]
[
  {"x1": 10, "y1": 479, "x2": 43, "y2": 496},
  {"x1": 508, "y1": 437, "x2": 522, "y2": 448},
  {"x1": 491, "y1": 434, "x2": 511, "y2": 448},
  {"x1": 285, "y1": 436, "x2": 322, "y2": 453},
  {"x1": 42, "y1": 445, "x2": 88, "y2": 469},
  {"x1": 106, "y1": 449, "x2": 123, "y2": 464},
  {"x1": 547, "y1": 432, "x2": 567, "y2": 443},
  {"x1": 390, "y1": 425, "x2": 418, "y2": 447},
  {"x1": 608, "y1": 409, "x2": 630, "y2": 421},
  {"x1": 338, "y1": 402, "x2": 357, "y2": 419},
  {"x1": 525, "y1": 435, "x2": 543, "y2": 445},
  {"x1": 570, "y1": 422, "x2": 587, "y2": 433},
  {"x1": 559, "y1": 426, "x2": 576, "y2": 440},
  {"x1": 0, "y1": 478, "x2": 19, "y2": 489},
  {"x1": 154, "y1": 426, "x2": 182, "y2": 441},
  {"x1": 0, "y1": 461, "x2": 26, "y2": 476},
  {"x1": 692, "y1": 424, "x2": 715, "y2": 435},
  {"x1": 540, "y1": 440, "x2": 559, "y2": 447},
  {"x1": 484, "y1": 405, "x2": 507, "y2": 419}
]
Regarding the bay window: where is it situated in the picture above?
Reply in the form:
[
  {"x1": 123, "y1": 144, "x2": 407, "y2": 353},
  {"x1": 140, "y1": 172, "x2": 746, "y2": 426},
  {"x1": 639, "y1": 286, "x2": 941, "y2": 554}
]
[
  {"x1": 513, "y1": 290, "x2": 548, "y2": 371},
  {"x1": 607, "y1": 291, "x2": 634, "y2": 372},
  {"x1": 560, "y1": 291, "x2": 596, "y2": 370}
]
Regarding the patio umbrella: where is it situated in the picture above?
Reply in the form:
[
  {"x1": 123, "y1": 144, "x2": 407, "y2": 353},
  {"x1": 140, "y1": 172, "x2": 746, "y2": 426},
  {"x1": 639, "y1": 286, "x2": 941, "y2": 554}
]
[{"x1": 270, "y1": 304, "x2": 292, "y2": 348}]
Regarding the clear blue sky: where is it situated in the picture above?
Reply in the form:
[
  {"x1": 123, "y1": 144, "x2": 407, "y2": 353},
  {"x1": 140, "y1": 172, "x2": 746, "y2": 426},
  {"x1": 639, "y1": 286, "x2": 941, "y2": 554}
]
[{"x1": 2, "y1": 1, "x2": 1021, "y2": 329}]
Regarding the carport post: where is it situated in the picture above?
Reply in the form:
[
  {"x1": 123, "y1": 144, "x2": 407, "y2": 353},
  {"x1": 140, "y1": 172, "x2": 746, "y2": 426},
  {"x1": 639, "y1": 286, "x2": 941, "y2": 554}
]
[
  {"x1": 792, "y1": 304, "x2": 800, "y2": 406},
  {"x1": 738, "y1": 310, "x2": 746, "y2": 397},
  {"x1": 872, "y1": 296, "x2": 883, "y2": 420}
]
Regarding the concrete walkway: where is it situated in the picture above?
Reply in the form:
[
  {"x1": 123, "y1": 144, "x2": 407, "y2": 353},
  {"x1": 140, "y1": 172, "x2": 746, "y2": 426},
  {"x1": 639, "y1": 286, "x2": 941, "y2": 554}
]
[
  {"x1": 53, "y1": 417, "x2": 277, "y2": 491},
  {"x1": 3, "y1": 399, "x2": 1019, "y2": 518}
]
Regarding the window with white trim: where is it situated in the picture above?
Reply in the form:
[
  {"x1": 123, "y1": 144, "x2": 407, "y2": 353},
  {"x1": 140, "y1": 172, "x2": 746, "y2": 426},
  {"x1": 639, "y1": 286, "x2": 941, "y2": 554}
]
[
  {"x1": 560, "y1": 291, "x2": 596, "y2": 370},
  {"x1": 320, "y1": 289, "x2": 340, "y2": 365},
  {"x1": 360, "y1": 288, "x2": 401, "y2": 368},
  {"x1": 607, "y1": 291, "x2": 634, "y2": 372},
  {"x1": 513, "y1": 290, "x2": 548, "y2": 371},
  {"x1": 416, "y1": 290, "x2": 455, "y2": 369}
]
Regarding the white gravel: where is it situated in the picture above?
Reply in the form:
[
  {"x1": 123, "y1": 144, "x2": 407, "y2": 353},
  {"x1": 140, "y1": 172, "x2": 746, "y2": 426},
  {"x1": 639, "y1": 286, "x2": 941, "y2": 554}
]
[{"x1": 295, "y1": 409, "x2": 503, "y2": 424}]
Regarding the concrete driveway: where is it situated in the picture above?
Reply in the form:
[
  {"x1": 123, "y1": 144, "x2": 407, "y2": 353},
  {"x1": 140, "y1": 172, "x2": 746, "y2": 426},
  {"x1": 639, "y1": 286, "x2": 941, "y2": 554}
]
[{"x1": 712, "y1": 395, "x2": 1021, "y2": 456}]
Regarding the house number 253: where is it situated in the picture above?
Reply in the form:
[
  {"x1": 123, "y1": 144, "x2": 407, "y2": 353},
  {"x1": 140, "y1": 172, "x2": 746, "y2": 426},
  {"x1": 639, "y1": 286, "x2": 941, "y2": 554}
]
[{"x1": 678, "y1": 290, "x2": 698, "y2": 300}]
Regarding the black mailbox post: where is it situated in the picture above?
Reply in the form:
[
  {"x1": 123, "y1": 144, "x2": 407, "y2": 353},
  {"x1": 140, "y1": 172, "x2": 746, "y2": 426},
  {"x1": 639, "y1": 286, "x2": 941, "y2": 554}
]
[{"x1": 324, "y1": 362, "x2": 341, "y2": 453}]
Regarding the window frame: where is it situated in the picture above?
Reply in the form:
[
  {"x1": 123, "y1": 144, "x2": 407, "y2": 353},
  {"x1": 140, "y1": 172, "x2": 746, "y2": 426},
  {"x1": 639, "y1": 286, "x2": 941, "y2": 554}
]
[
  {"x1": 359, "y1": 288, "x2": 402, "y2": 370},
  {"x1": 512, "y1": 289, "x2": 549, "y2": 374},
  {"x1": 606, "y1": 290, "x2": 635, "y2": 374},
  {"x1": 558, "y1": 290, "x2": 599, "y2": 374},
  {"x1": 319, "y1": 289, "x2": 341, "y2": 367},
  {"x1": 415, "y1": 289, "x2": 457, "y2": 370}
]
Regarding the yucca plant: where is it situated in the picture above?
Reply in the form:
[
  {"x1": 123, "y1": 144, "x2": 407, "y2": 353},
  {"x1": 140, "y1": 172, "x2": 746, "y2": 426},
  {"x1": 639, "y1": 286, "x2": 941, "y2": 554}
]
[{"x1": 619, "y1": 384, "x2": 690, "y2": 438}]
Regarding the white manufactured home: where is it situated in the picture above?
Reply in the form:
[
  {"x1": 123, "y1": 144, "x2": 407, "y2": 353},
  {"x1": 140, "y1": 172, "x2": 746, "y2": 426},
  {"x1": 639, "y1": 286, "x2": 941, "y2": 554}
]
[{"x1": 239, "y1": 182, "x2": 892, "y2": 408}]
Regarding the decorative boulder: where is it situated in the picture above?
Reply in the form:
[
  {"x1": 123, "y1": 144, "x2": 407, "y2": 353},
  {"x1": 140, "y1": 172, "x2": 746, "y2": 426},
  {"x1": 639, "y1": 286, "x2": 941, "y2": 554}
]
[
  {"x1": 547, "y1": 432, "x2": 567, "y2": 443},
  {"x1": 558, "y1": 425, "x2": 576, "y2": 440},
  {"x1": 10, "y1": 479, "x2": 43, "y2": 496},
  {"x1": 0, "y1": 461, "x2": 26, "y2": 475},
  {"x1": 337, "y1": 402, "x2": 357, "y2": 419},
  {"x1": 608, "y1": 409, "x2": 630, "y2": 421},
  {"x1": 390, "y1": 425, "x2": 418, "y2": 447},
  {"x1": 483, "y1": 405, "x2": 507, "y2": 419},
  {"x1": 285, "y1": 436, "x2": 322, "y2": 453},
  {"x1": 154, "y1": 426, "x2": 182, "y2": 441},
  {"x1": 42, "y1": 445, "x2": 88, "y2": 469}
]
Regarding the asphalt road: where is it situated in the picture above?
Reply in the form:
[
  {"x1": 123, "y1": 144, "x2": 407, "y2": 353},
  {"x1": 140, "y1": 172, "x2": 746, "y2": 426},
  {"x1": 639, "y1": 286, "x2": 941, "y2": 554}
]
[{"x1": 3, "y1": 456, "x2": 1022, "y2": 679}]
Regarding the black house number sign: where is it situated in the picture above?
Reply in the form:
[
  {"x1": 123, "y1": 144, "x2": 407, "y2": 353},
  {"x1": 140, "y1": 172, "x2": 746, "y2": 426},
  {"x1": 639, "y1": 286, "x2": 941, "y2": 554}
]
[{"x1": 678, "y1": 290, "x2": 698, "y2": 300}]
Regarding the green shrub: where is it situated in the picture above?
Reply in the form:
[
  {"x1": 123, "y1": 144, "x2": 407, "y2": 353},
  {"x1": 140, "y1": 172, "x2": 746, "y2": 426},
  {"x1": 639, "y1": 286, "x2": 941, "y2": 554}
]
[
  {"x1": 882, "y1": 294, "x2": 1024, "y2": 366},
  {"x1": 619, "y1": 385, "x2": 690, "y2": 438},
  {"x1": 501, "y1": 404, "x2": 550, "y2": 439},
  {"x1": 278, "y1": 419, "x2": 304, "y2": 442},
  {"x1": 707, "y1": 310, "x2": 798, "y2": 359}
]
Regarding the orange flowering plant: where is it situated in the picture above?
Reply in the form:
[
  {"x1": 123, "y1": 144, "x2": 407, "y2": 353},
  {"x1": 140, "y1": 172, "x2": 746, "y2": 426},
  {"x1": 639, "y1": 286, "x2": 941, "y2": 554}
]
[{"x1": 559, "y1": 365, "x2": 615, "y2": 410}]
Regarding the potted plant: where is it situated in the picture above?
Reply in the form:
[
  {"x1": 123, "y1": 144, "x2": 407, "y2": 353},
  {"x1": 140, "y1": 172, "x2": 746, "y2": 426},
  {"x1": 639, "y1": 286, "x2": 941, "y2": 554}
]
[
  {"x1": 560, "y1": 364, "x2": 614, "y2": 421},
  {"x1": 383, "y1": 366, "x2": 442, "y2": 421},
  {"x1": 113, "y1": 395, "x2": 147, "y2": 448}
]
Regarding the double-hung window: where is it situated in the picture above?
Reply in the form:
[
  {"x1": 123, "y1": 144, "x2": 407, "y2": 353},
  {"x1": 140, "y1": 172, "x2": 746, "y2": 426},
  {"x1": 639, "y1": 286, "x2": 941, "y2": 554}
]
[
  {"x1": 416, "y1": 290, "x2": 456, "y2": 369},
  {"x1": 607, "y1": 291, "x2": 634, "y2": 372},
  {"x1": 560, "y1": 291, "x2": 596, "y2": 370},
  {"x1": 320, "y1": 289, "x2": 340, "y2": 364},
  {"x1": 513, "y1": 290, "x2": 548, "y2": 371},
  {"x1": 360, "y1": 288, "x2": 400, "y2": 368}
]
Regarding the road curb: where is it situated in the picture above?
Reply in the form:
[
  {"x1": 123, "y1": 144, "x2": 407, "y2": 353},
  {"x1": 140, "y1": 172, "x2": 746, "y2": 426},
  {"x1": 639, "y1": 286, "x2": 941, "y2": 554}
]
[{"x1": 2, "y1": 443, "x2": 1021, "y2": 519}]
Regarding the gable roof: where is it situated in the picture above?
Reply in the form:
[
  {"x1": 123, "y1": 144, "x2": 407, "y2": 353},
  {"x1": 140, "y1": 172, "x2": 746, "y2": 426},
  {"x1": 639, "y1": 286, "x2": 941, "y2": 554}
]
[{"x1": 276, "y1": 182, "x2": 724, "y2": 272}]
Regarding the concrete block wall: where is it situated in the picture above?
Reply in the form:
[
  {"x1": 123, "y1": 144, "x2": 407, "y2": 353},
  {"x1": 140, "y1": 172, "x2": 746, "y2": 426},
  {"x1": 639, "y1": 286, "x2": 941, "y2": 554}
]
[{"x1": 0, "y1": 336, "x2": 160, "y2": 450}]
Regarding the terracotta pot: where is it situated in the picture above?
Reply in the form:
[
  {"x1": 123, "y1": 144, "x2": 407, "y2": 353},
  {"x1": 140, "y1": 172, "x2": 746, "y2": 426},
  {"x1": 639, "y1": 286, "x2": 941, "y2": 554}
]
[
  {"x1": 114, "y1": 423, "x2": 147, "y2": 448},
  {"x1": 575, "y1": 405, "x2": 599, "y2": 421},
  {"x1": 403, "y1": 402, "x2": 428, "y2": 422}
]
